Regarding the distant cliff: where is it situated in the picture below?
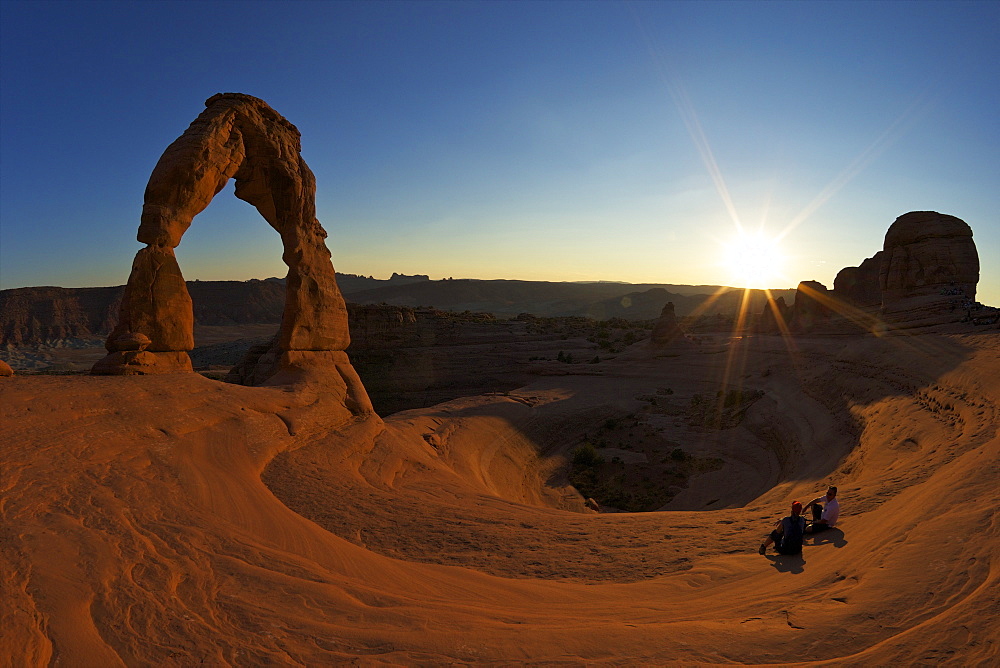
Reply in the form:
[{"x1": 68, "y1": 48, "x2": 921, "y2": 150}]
[
  {"x1": 2, "y1": 275, "x2": 796, "y2": 347},
  {"x1": 1, "y1": 280, "x2": 289, "y2": 346},
  {"x1": 1, "y1": 286, "x2": 123, "y2": 346}
]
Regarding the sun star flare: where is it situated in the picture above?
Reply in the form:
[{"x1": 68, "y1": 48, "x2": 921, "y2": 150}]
[{"x1": 721, "y1": 231, "x2": 786, "y2": 289}]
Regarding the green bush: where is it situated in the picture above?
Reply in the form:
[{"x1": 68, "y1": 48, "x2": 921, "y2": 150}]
[{"x1": 572, "y1": 442, "x2": 603, "y2": 469}]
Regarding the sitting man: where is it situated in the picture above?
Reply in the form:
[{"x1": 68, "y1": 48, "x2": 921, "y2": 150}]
[
  {"x1": 804, "y1": 486, "x2": 840, "y2": 533},
  {"x1": 759, "y1": 501, "x2": 806, "y2": 555}
]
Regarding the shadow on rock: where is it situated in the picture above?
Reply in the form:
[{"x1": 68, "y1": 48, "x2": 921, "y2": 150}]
[
  {"x1": 808, "y1": 528, "x2": 847, "y2": 548},
  {"x1": 766, "y1": 553, "x2": 805, "y2": 574}
]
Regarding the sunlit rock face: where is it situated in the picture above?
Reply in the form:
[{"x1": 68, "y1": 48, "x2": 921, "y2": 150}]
[
  {"x1": 92, "y1": 94, "x2": 370, "y2": 410},
  {"x1": 880, "y1": 211, "x2": 979, "y2": 305}
]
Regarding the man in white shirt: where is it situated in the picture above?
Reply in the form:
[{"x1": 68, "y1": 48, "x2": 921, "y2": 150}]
[{"x1": 805, "y1": 486, "x2": 840, "y2": 533}]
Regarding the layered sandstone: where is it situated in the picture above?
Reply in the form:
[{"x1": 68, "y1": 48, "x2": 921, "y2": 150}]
[
  {"x1": 91, "y1": 94, "x2": 366, "y2": 409},
  {"x1": 879, "y1": 211, "x2": 980, "y2": 323},
  {"x1": 757, "y1": 211, "x2": 982, "y2": 333},
  {"x1": 0, "y1": 286, "x2": 122, "y2": 346}
]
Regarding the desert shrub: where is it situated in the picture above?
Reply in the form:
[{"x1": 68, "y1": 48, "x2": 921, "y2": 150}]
[{"x1": 572, "y1": 442, "x2": 603, "y2": 469}]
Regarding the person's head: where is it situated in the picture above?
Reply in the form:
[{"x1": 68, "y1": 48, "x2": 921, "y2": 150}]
[
  {"x1": 826, "y1": 486, "x2": 838, "y2": 500},
  {"x1": 791, "y1": 501, "x2": 802, "y2": 516}
]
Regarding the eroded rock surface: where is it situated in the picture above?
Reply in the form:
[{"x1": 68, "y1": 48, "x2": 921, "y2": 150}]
[
  {"x1": 879, "y1": 211, "x2": 979, "y2": 321},
  {"x1": 92, "y1": 94, "x2": 367, "y2": 410},
  {"x1": 757, "y1": 211, "x2": 982, "y2": 333}
]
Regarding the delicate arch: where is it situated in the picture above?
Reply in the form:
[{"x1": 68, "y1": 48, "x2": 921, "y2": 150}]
[{"x1": 93, "y1": 94, "x2": 369, "y2": 408}]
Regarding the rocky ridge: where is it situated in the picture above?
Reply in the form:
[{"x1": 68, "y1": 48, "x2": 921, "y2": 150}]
[{"x1": 759, "y1": 211, "x2": 993, "y2": 334}]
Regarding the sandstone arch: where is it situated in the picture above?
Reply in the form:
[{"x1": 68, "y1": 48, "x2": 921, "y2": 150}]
[{"x1": 93, "y1": 94, "x2": 371, "y2": 410}]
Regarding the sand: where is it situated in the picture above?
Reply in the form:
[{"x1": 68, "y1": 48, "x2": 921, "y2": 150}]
[{"x1": 1, "y1": 331, "x2": 998, "y2": 665}]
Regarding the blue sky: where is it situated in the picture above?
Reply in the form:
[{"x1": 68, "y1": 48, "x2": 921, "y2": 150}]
[{"x1": 1, "y1": 1, "x2": 997, "y2": 304}]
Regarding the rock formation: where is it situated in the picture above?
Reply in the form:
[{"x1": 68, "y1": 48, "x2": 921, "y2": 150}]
[
  {"x1": 879, "y1": 211, "x2": 979, "y2": 312},
  {"x1": 0, "y1": 286, "x2": 122, "y2": 347},
  {"x1": 91, "y1": 93, "x2": 371, "y2": 411},
  {"x1": 0, "y1": 359, "x2": 13, "y2": 377},
  {"x1": 649, "y1": 302, "x2": 687, "y2": 345},
  {"x1": 93, "y1": 245, "x2": 195, "y2": 374},
  {"x1": 788, "y1": 281, "x2": 834, "y2": 332},
  {"x1": 755, "y1": 296, "x2": 790, "y2": 334},
  {"x1": 833, "y1": 252, "x2": 884, "y2": 308},
  {"x1": 757, "y1": 211, "x2": 981, "y2": 333}
]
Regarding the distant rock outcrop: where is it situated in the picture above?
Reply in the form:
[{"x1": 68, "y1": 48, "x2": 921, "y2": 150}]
[
  {"x1": 649, "y1": 302, "x2": 687, "y2": 346},
  {"x1": 91, "y1": 93, "x2": 371, "y2": 412},
  {"x1": 0, "y1": 286, "x2": 122, "y2": 346},
  {"x1": 755, "y1": 296, "x2": 790, "y2": 334},
  {"x1": 347, "y1": 304, "x2": 419, "y2": 350},
  {"x1": 788, "y1": 281, "x2": 834, "y2": 332},
  {"x1": 388, "y1": 273, "x2": 431, "y2": 285},
  {"x1": 879, "y1": 211, "x2": 979, "y2": 311},
  {"x1": 834, "y1": 252, "x2": 884, "y2": 308},
  {"x1": 756, "y1": 211, "x2": 982, "y2": 333}
]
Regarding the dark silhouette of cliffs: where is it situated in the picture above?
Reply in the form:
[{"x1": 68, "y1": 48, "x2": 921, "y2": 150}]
[{"x1": 1, "y1": 277, "x2": 795, "y2": 346}]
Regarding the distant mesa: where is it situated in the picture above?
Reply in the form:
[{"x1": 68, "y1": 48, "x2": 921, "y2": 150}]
[
  {"x1": 388, "y1": 272, "x2": 430, "y2": 284},
  {"x1": 90, "y1": 93, "x2": 371, "y2": 413}
]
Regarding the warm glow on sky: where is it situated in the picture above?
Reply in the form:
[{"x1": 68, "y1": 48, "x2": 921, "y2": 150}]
[{"x1": 0, "y1": 1, "x2": 997, "y2": 304}]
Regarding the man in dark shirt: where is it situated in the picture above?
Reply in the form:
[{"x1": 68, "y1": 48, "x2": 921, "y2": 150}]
[{"x1": 759, "y1": 501, "x2": 806, "y2": 555}]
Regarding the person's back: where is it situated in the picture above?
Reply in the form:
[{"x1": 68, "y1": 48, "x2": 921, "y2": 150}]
[
  {"x1": 759, "y1": 501, "x2": 806, "y2": 556},
  {"x1": 776, "y1": 515, "x2": 805, "y2": 554}
]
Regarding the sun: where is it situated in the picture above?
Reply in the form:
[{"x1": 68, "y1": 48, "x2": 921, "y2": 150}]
[{"x1": 721, "y1": 231, "x2": 785, "y2": 289}]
